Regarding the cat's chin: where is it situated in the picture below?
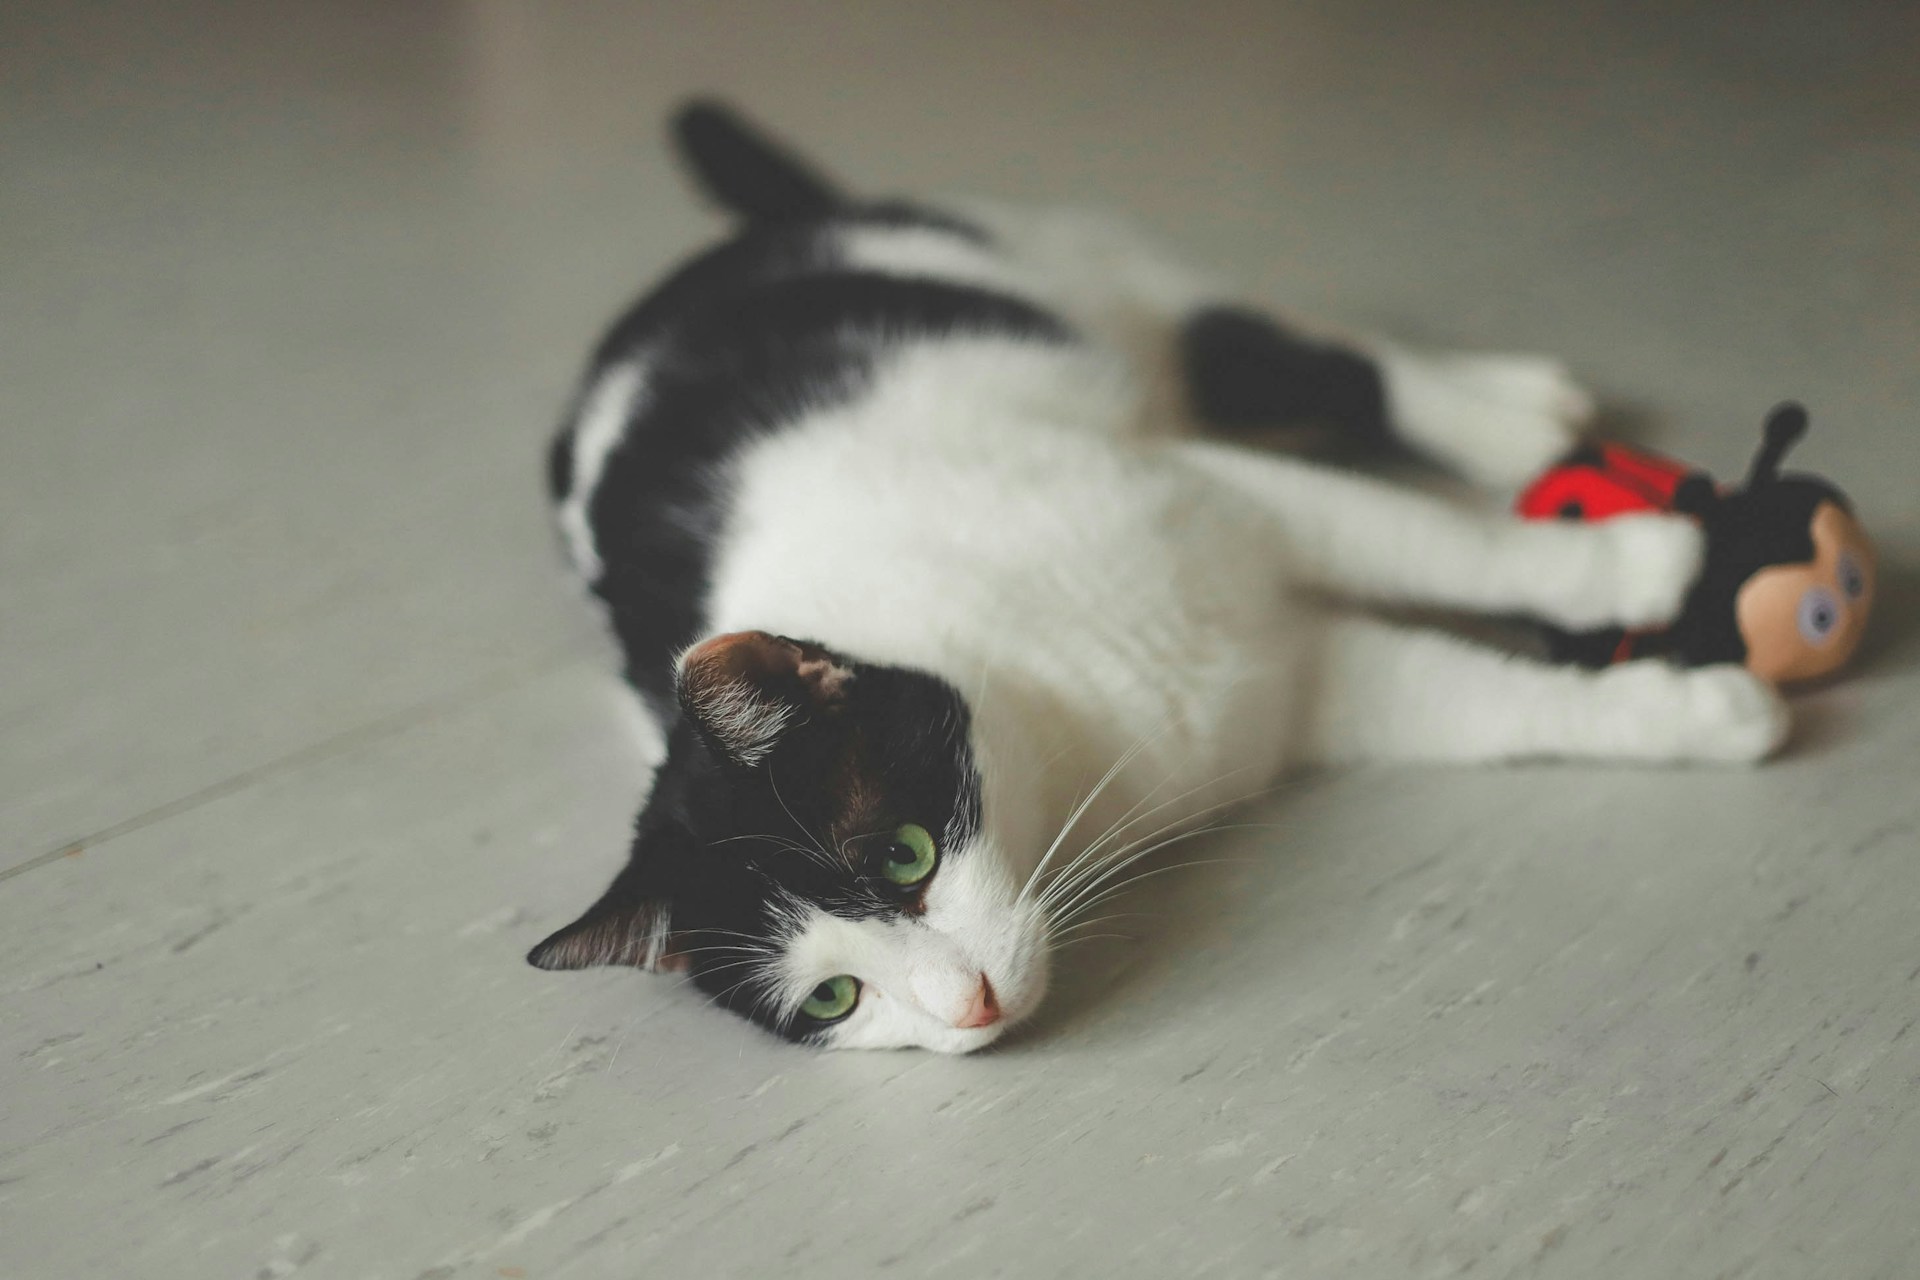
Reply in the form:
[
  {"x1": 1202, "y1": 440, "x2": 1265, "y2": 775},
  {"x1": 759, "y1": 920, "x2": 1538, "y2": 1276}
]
[
  {"x1": 837, "y1": 1016, "x2": 1012, "y2": 1055},
  {"x1": 906, "y1": 1021, "x2": 1015, "y2": 1055}
]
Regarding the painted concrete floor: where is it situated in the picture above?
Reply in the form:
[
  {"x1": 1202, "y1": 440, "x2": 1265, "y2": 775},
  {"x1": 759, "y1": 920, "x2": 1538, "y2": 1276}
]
[{"x1": 4, "y1": 3, "x2": 1918, "y2": 1277}]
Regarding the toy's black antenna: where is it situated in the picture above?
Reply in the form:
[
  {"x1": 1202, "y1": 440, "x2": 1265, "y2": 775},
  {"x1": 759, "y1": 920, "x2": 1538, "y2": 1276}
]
[{"x1": 1747, "y1": 401, "x2": 1809, "y2": 485}]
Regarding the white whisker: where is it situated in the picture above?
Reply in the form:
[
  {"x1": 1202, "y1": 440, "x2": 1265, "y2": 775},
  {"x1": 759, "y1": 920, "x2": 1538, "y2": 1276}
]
[
  {"x1": 1017, "y1": 717, "x2": 1173, "y2": 905},
  {"x1": 1048, "y1": 911, "x2": 1147, "y2": 939},
  {"x1": 1050, "y1": 837, "x2": 1266, "y2": 926},
  {"x1": 1051, "y1": 932, "x2": 1133, "y2": 950},
  {"x1": 766, "y1": 771, "x2": 839, "y2": 870},
  {"x1": 1040, "y1": 805, "x2": 1279, "y2": 926},
  {"x1": 1033, "y1": 771, "x2": 1279, "y2": 920},
  {"x1": 1034, "y1": 764, "x2": 1262, "y2": 916}
]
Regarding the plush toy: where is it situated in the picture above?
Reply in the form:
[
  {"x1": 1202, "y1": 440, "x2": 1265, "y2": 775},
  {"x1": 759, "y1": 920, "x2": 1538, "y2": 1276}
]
[{"x1": 1516, "y1": 402, "x2": 1875, "y2": 685}]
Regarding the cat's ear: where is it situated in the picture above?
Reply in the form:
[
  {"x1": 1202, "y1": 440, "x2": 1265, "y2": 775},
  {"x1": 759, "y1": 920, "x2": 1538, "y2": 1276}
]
[
  {"x1": 526, "y1": 862, "x2": 683, "y2": 973},
  {"x1": 675, "y1": 630, "x2": 852, "y2": 766}
]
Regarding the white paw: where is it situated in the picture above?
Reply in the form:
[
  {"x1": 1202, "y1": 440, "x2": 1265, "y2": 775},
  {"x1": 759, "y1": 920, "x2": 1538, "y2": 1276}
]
[
  {"x1": 1675, "y1": 665, "x2": 1793, "y2": 762},
  {"x1": 1443, "y1": 352, "x2": 1597, "y2": 424},
  {"x1": 1595, "y1": 662, "x2": 1791, "y2": 764},
  {"x1": 1594, "y1": 513, "x2": 1706, "y2": 628},
  {"x1": 1527, "y1": 512, "x2": 1703, "y2": 631},
  {"x1": 1379, "y1": 348, "x2": 1596, "y2": 488}
]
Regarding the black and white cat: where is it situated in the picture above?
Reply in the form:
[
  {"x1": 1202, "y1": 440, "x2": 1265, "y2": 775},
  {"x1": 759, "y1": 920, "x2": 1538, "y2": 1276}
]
[{"x1": 528, "y1": 103, "x2": 1788, "y2": 1052}]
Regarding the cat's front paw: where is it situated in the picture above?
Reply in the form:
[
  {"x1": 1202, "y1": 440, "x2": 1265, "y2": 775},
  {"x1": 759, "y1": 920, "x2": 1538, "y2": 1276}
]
[
  {"x1": 1670, "y1": 664, "x2": 1792, "y2": 762},
  {"x1": 1594, "y1": 513, "x2": 1706, "y2": 629},
  {"x1": 1531, "y1": 513, "x2": 1703, "y2": 632}
]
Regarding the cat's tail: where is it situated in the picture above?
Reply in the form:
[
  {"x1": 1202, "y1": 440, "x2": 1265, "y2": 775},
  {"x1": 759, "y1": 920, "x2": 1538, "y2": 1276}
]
[{"x1": 671, "y1": 99, "x2": 844, "y2": 222}]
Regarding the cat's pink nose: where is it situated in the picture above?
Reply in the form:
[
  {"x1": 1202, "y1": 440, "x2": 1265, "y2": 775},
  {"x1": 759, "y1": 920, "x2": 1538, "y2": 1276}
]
[{"x1": 953, "y1": 975, "x2": 1001, "y2": 1029}]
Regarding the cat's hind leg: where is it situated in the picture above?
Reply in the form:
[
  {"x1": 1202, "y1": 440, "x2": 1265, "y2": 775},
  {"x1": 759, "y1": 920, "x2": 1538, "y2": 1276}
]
[
  {"x1": 1176, "y1": 440, "x2": 1701, "y2": 631},
  {"x1": 1299, "y1": 614, "x2": 1789, "y2": 766},
  {"x1": 1181, "y1": 307, "x2": 1591, "y2": 487},
  {"x1": 935, "y1": 203, "x2": 1589, "y2": 483}
]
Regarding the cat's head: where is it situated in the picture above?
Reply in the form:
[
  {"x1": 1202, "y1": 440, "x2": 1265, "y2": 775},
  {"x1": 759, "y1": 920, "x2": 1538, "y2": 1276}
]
[{"x1": 528, "y1": 630, "x2": 1052, "y2": 1052}]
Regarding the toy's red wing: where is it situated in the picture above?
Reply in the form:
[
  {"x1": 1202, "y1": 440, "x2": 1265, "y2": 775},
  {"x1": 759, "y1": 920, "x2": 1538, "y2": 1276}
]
[{"x1": 1516, "y1": 443, "x2": 1697, "y2": 521}]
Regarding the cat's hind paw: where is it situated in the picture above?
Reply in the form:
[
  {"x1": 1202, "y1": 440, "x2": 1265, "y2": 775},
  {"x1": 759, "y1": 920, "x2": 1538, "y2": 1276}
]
[{"x1": 1379, "y1": 349, "x2": 1596, "y2": 489}]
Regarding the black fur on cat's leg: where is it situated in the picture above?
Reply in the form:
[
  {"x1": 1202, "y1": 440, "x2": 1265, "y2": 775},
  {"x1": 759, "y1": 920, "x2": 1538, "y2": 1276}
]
[
  {"x1": 1545, "y1": 625, "x2": 1628, "y2": 669},
  {"x1": 1180, "y1": 306, "x2": 1392, "y2": 447},
  {"x1": 1543, "y1": 624, "x2": 1683, "y2": 669}
]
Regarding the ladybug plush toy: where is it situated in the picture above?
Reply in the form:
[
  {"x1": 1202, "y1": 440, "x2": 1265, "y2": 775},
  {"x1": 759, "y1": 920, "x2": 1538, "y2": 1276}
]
[{"x1": 1517, "y1": 402, "x2": 1875, "y2": 685}]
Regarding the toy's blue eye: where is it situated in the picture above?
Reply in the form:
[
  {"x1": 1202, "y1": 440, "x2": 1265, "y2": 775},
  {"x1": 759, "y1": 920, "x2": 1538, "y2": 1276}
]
[
  {"x1": 1797, "y1": 586, "x2": 1842, "y2": 645},
  {"x1": 1837, "y1": 551, "x2": 1867, "y2": 601}
]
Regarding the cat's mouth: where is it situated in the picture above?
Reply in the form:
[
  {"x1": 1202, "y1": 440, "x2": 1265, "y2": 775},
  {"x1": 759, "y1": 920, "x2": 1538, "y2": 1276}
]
[{"x1": 904, "y1": 956, "x2": 1049, "y2": 1053}]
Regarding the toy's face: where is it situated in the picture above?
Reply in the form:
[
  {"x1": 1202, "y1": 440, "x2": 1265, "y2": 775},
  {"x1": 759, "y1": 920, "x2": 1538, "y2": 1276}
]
[{"x1": 1736, "y1": 501, "x2": 1875, "y2": 684}]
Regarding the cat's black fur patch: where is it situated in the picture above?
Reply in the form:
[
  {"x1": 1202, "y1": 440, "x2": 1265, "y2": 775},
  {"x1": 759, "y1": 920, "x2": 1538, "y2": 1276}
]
[
  {"x1": 531, "y1": 653, "x2": 981, "y2": 1044},
  {"x1": 1180, "y1": 306, "x2": 1391, "y2": 445},
  {"x1": 563, "y1": 227, "x2": 1069, "y2": 715},
  {"x1": 673, "y1": 99, "x2": 844, "y2": 223}
]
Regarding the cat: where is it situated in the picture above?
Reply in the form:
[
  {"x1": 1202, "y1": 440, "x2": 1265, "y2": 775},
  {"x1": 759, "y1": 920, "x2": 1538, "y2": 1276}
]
[{"x1": 526, "y1": 102, "x2": 1789, "y2": 1053}]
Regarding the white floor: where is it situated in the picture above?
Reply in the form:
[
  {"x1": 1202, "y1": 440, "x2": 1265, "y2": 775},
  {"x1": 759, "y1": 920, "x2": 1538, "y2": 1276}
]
[{"x1": 4, "y1": 3, "x2": 1917, "y2": 1277}]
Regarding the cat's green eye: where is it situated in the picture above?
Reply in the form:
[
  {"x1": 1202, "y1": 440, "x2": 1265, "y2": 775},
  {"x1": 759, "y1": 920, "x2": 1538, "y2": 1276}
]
[
  {"x1": 878, "y1": 822, "x2": 939, "y2": 886},
  {"x1": 801, "y1": 974, "x2": 860, "y2": 1023}
]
